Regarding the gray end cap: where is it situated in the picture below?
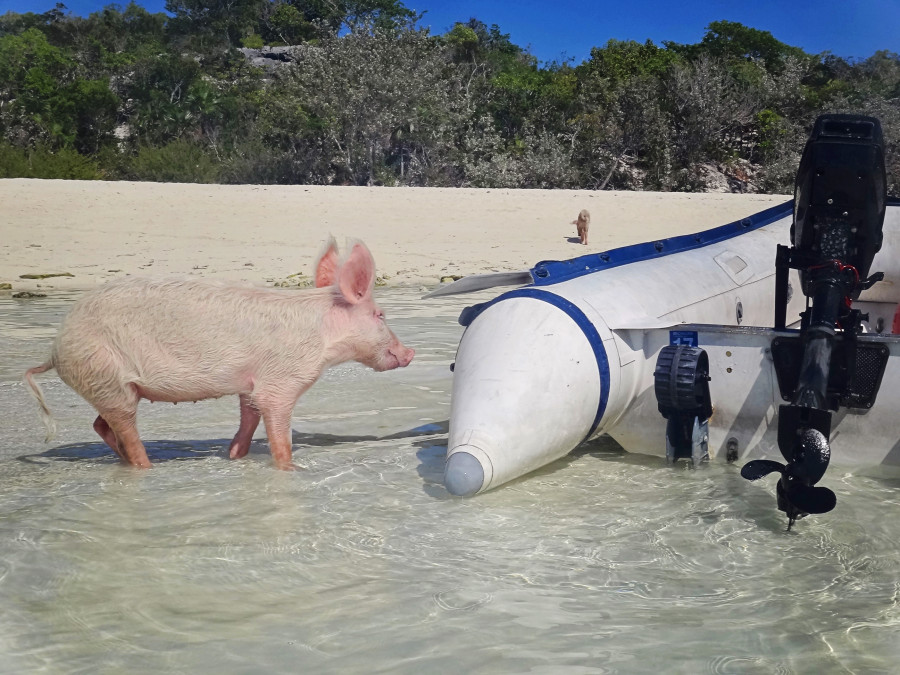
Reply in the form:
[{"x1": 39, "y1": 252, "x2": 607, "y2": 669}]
[{"x1": 444, "y1": 452, "x2": 485, "y2": 496}]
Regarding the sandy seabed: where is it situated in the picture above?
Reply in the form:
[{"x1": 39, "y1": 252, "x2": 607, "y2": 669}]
[{"x1": 0, "y1": 179, "x2": 790, "y2": 293}]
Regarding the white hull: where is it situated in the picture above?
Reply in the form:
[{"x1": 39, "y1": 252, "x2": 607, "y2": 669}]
[{"x1": 446, "y1": 201, "x2": 900, "y2": 496}]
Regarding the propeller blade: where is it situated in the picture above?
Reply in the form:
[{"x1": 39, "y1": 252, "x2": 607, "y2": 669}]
[
  {"x1": 422, "y1": 271, "x2": 534, "y2": 298},
  {"x1": 786, "y1": 484, "x2": 837, "y2": 515},
  {"x1": 789, "y1": 428, "x2": 831, "y2": 485},
  {"x1": 740, "y1": 459, "x2": 785, "y2": 481}
]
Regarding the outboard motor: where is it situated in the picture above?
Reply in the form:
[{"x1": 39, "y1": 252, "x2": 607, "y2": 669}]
[{"x1": 742, "y1": 114, "x2": 889, "y2": 528}]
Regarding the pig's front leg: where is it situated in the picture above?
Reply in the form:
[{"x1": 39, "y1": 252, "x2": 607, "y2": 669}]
[
  {"x1": 262, "y1": 405, "x2": 295, "y2": 471},
  {"x1": 228, "y1": 394, "x2": 261, "y2": 460},
  {"x1": 253, "y1": 386, "x2": 308, "y2": 471}
]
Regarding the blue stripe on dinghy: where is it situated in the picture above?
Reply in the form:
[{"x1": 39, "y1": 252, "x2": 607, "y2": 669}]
[
  {"x1": 530, "y1": 200, "x2": 794, "y2": 286},
  {"x1": 487, "y1": 288, "x2": 610, "y2": 441}
]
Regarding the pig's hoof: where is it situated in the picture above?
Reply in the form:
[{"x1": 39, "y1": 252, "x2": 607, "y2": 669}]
[{"x1": 229, "y1": 446, "x2": 250, "y2": 459}]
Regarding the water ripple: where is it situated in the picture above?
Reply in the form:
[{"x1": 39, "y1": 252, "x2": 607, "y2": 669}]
[{"x1": 2, "y1": 290, "x2": 900, "y2": 672}]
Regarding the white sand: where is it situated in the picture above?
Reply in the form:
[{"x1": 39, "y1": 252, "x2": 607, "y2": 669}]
[{"x1": 0, "y1": 179, "x2": 790, "y2": 293}]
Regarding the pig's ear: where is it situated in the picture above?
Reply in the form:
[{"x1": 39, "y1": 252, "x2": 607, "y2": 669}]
[
  {"x1": 314, "y1": 236, "x2": 340, "y2": 288},
  {"x1": 337, "y1": 242, "x2": 375, "y2": 304}
]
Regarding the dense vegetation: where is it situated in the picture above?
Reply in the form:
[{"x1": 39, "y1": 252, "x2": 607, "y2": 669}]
[{"x1": 2, "y1": 2, "x2": 899, "y2": 193}]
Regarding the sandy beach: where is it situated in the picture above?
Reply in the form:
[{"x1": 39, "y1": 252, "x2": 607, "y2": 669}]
[{"x1": 1, "y1": 179, "x2": 789, "y2": 293}]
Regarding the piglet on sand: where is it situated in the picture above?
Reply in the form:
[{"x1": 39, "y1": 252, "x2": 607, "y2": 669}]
[
  {"x1": 24, "y1": 238, "x2": 414, "y2": 470},
  {"x1": 572, "y1": 209, "x2": 590, "y2": 246}
]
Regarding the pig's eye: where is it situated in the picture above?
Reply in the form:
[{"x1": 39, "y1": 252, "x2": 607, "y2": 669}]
[{"x1": 376, "y1": 311, "x2": 385, "y2": 321}]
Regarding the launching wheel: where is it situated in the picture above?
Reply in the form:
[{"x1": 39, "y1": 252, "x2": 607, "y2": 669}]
[
  {"x1": 655, "y1": 346, "x2": 711, "y2": 414},
  {"x1": 654, "y1": 345, "x2": 713, "y2": 465}
]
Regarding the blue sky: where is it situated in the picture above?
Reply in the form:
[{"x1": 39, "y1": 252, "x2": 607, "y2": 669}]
[{"x1": 4, "y1": 0, "x2": 899, "y2": 64}]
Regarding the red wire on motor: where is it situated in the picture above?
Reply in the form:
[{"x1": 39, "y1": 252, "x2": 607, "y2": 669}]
[{"x1": 806, "y1": 260, "x2": 860, "y2": 329}]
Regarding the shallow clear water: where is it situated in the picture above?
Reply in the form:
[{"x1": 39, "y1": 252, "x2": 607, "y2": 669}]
[{"x1": 2, "y1": 289, "x2": 900, "y2": 674}]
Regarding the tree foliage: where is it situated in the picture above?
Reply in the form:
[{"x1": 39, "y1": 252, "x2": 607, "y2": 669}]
[
  {"x1": 0, "y1": 3, "x2": 898, "y2": 192},
  {"x1": 259, "y1": 25, "x2": 467, "y2": 185}
]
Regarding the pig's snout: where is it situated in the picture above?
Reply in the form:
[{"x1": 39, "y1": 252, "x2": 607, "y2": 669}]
[
  {"x1": 394, "y1": 344, "x2": 415, "y2": 368},
  {"x1": 373, "y1": 342, "x2": 414, "y2": 371}
]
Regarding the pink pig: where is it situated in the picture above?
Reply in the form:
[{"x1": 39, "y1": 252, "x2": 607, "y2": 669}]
[{"x1": 24, "y1": 238, "x2": 414, "y2": 470}]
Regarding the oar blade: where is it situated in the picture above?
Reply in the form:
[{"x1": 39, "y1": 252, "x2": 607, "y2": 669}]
[{"x1": 422, "y1": 271, "x2": 534, "y2": 298}]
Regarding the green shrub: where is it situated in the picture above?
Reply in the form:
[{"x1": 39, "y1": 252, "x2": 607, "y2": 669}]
[
  {"x1": 125, "y1": 140, "x2": 221, "y2": 182},
  {"x1": 241, "y1": 33, "x2": 264, "y2": 49},
  {"x1": 0, "y1": 144, "x2": 30, "y2": 177},
  {"x1": 0, "y1": 143, "x2": 102, "y2": 179}
]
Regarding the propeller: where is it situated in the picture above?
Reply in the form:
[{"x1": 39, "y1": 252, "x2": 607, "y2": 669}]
[{"x1": 741, "y1": 428, "x2": 836, "y2": 526}]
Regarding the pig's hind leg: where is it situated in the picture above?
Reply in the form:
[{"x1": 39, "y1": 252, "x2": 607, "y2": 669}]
[
  {"x1": 95, "y1": 406, "x2": 151, "y2": 468},
  {"x1": 93, "y1": 415, "x2": 125, "y2": 460},
  {"x1": 229, "y1": 394, "x2": 261, "y2": 460},
  {"x1": 66, "y1": 348, "x2": 151, "y2": 467}
]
